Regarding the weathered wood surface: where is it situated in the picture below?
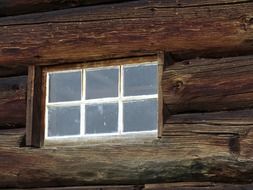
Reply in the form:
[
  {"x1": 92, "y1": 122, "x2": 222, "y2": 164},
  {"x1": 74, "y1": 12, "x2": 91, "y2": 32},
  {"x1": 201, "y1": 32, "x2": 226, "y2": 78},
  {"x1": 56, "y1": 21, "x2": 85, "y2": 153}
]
[
  {"x1": 0, "y1": 65, "x2": 26, "y2": 77},
  {"x1": 10, "y1": 185, "x2": 142, "y2": 190},
  {"x1": 7, "y1": 182, "x2": 253, "y2": 190},
  {"x1": 0, "y1": 0, "x2": 252, "y2": 66},
  {"x1": 1, "y1": 120, "x2": 253, "y2": 188},
  {"x1": 0, "y1": 76, "x2": 26, "y2": 128},
  {"x1": 0, "y1": 128, "x2": 24, "y2": 148},
  {"x1": 11, "y1": 185, "x2": 142, "y2": 190},
  {"x1": 0, "y1": 0, "x2": 250, "y2": 18},
  {"x1": 0, "y1": 0, "x2": 133, "y2": 17},
  {"x1": 163, "y1": 109, "x2": 253, "y2": 155},
  {"x1": 163, "y1": 55, "x2": 253, "y2": 114},
  {"x1": 145, "y1": 182, "x2": 253, "y2": 190},
  {"x1": 164, "y1": 109, "x2": 253, "y2": 134}
]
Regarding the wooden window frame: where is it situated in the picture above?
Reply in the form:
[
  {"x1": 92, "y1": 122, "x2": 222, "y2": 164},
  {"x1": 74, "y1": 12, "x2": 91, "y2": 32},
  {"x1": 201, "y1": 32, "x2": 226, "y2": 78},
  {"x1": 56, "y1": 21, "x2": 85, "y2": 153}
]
[{"x1": 26, "y1": 54, "x2": 164, "y2": 147}]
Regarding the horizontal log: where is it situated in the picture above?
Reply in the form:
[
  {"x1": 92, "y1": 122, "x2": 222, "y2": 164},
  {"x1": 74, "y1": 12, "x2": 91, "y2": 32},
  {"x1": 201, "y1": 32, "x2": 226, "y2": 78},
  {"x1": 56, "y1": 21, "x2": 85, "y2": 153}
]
[
  {"x1": 0, "y1": 65, "x2": 27, "y2": 77},
  {"x1": 166, "y1": 109, "x2": 253, "y2": 126},
  {"x1": 0, "y1": 0, "x2": 249, "y2": 18},
  {"x1": 145, "y1": 182, "x2": 253, "y2": 190},
  {"x1": 163, "y1": 109, "x2": 253, "y2": 152},
  {"x1": 163, "y1": 109, "x2": 253, "y2": 160},
  {"x1": 0, "y1": 76, "x2": 26, "y2": 128},
  {"x1": 0, "y1": 128, "x2": 24, "y2": 147},
  {"x1": 1, "y1": 127, "x2": 253, "y2": 188},
  {"x1": 163, "y1": 55, "x2": 253, "y2": 114},
  {"x1": 10, "y1": 185, "x2": 142, "y2": 190},
  {"x1": 0, "y1": 0, "x2": 253, "y2": 66},
  {"x1": 0, "y1": 0, "x2": 132, "y2": 17},
  {"x1": 7, "y1": 183, "x2": 253, "y2": 190}
]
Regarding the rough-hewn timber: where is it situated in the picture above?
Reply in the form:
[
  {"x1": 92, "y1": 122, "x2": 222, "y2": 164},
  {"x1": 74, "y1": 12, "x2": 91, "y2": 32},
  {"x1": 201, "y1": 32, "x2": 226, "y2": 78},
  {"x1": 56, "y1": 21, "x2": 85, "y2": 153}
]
[
  {"x1": 6, "y1": 182, "x2": 253, "y2": 190},
  {"x1": 163, "y1": 109, "x2": 253, "y2": 151},
  {"x1": 145, "y1": 182, "x2": 253, "y2": 190},
  {"x1": 0, "y1": 0, "x2": 252, "y2": 66},
  {"x1": 0, "y1": 65, "x2": 26, "y2": 77},
  {"x1": 9, "y1": 185, "x2": 143, "y2": 190},
  {"x1": 0, "y1": 0, "x2": 251, "y2": 18},
  {"x1": 1, "y1": 118, "x2": 253, "y2": 188},
  {"x1": 163, "y1": 55, "x2": 253, "y2": 114},
  {"x1": 0, "y1": 0, "x2": 133, "y2": 17},
  {"x1": 0, "y1": 76, "x2": 26, "y2": 128},
  {"x1": 0, "y1": 128, "x2": 24, "y2": 148}
]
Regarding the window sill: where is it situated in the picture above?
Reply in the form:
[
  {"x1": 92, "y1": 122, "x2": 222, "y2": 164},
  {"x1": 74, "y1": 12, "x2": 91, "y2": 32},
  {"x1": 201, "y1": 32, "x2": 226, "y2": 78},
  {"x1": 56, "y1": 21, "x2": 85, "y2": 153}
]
[{"x1": 43, "y1": 131, "x2": 158, "y2": 147}]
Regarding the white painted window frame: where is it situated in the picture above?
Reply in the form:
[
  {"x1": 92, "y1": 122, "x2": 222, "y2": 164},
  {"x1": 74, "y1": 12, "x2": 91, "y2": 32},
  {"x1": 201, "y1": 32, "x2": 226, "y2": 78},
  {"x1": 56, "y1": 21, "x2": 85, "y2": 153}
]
[{"x1": 45, "y1": 62, "x2": 158, "y2": 140}]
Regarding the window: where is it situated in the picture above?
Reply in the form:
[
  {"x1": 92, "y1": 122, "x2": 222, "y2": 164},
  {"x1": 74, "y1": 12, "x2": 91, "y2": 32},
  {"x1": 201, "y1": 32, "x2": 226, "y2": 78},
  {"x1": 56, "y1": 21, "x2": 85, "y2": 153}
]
[
  {"x1": 45, "y1": 63, "x2": 158, "y2": 139},
  {"x1": 26, "y1": 55, "x2": 164, "y2": 147}
]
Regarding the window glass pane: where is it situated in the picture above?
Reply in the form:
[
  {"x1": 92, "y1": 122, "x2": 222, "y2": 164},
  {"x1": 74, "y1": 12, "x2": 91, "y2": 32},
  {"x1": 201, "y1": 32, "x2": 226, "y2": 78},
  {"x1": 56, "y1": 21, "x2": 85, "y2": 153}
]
[
  {"x1": 124, "y1": 64, "x2": 157, "y2": 96},
  {"x1": 49, "y1": 71, "x2": 81, "y2": 102},
  {"x1": 86, "y1": 68, "x2": 118, "y2": 99},
  {"x1": 85, "y1": 103, "x2": 118, "y2": 134},
  {"x1": 48, "y1": 106, "x2": 80, "y2": 137},
  {"x1": 123, "y1": 99, "x2": 157, "y2": 132}
]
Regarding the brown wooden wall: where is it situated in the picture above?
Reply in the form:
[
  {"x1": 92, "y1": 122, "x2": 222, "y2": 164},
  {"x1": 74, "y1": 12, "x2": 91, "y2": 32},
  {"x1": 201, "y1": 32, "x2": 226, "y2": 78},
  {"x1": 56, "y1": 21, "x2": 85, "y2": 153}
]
[
  {"x1": 1, "y1": 54, "x2": 253, "y2": 189},
  {"x1": 1, "y1": 0, "x2": 253, "y2": 189}
]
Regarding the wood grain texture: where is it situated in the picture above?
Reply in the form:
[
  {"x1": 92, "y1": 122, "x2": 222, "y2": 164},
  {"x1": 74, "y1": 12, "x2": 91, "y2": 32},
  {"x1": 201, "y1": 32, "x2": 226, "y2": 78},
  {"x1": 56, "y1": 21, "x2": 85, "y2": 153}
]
[
  {"x1": 163, "y1": 56, "x2": 253, "y2": 114},
  {"x1": 6, "y1": 183, "x2": 253, "y2": 190},
  {"x1": 9, "y1": 185, "x2": 142, "y2": 190},
  {"x1": 0, "y1": 76, "x2": 26, "y2": 128},
  {"x1": 163, "y1": 109, "x2": 253, "y2": 152},
  {"x1": 0, "y1": 0, "x2": 252, "y2": 66},
  {"x1": 26, "y1": 66, "x2": 35, "y2": 146},
  {"x1": 29, "y1": 66, "x2": 45, "y2": 147},
  {"x1": 1, "y1": 124, "x2": 253, "y2": 188},
  {"x1": 145, "y1": 182, "x2": 253, "y2": 190},
  {"x1": 0, "y1": 65, "x2": 26, "y2": 78},
  {"x1": 0, "y1": 0, "x2": 134, "y2": 17},
  {"x1": 157, "y1": 52, "x2": 165, "y2": 137},
  {"x1": 0, "y1": 128, "x2": 24, "y2": 148},
  {"x1": 0, "y1": 0, "x2": 250, "y2": 18}
]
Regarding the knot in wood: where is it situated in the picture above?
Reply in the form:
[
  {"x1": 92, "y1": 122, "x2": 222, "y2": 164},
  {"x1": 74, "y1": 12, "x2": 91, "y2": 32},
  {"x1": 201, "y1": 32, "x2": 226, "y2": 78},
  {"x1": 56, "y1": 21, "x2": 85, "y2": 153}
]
[
  {"x1": 241, "y1": 16, "x2": 253, "y2": 31},
  {"x1": 173, "y1": 80, "x2": 183, "y2": 91}
]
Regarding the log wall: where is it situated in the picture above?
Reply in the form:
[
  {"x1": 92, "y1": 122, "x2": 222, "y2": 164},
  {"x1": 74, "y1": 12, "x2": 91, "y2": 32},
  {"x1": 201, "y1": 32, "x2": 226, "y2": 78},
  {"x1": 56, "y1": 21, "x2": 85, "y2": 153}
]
[
  {"x1": 0, "y1": 0, "x2": 132, "y2": 17},
  {"x1": 0, "y1": 76, "x2": 26, "y2": 128},
  {"x1": 1, "y1": 54, "x2": 253, "y2": 188},
  {"x1": 1, "y1": 0, "x2": 253, "y2": 189},
  {"x1": 0, "y1": 0, "x2": 253, "y2": 66}
]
